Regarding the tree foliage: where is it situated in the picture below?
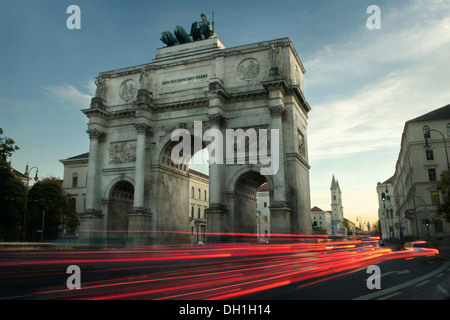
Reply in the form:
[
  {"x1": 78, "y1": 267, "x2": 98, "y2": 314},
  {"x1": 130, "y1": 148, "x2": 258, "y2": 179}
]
[
  {"x1": 0, "y1": 128, "x2": 20, "y2": 164},
  {"x1": 0, "y1": 165, "x2": 27, "y2": 240},
  {"x1": 26, "y1": 178, "x2": 79, "y2": 241},
  {"x1": 435, "y1": 170, "x2": 450, "y2": 223},
  {"x1": 0, "y1": 128, "x2": 26, "y2": 240}
]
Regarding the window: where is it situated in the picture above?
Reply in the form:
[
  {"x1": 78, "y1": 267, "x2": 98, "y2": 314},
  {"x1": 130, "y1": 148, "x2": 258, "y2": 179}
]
[
  {"x1": 198, "y1": 189, "x2": 201, "y2": 199},
  {"x1": 431, "y1": 191, "x2": 440, "y2": 206},
  {"x1": 264, "y1": 202, "x2": 267, "y2": 208},
  {"x1": 72, "y1": 174, "x2": 78, "y2": 187},
  {"x1": 428, "y1": 168, "x2": 437, "y2": 181},
  {"x1": 198, "y1": 208, "x2": 201, "y2": 219},
  {"x1": 447, "y1": 124, "x2": 450, "y2": 137},
  {"x1": 191, "y1": 207, "x2": 194, "y2": 218},
  {"x1": 204, "y1": 190, "x2": 207, "y2": 201},
  {"x1": 191, "y1": 187, "x2": 194, "y2": 198},
  {"x1": 426, "y1": 149, "x2": 434, "y2": 160}
]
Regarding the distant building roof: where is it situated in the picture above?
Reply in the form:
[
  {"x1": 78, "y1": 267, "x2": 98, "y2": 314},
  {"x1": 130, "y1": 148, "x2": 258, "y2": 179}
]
[
  {"x1": 189, "y1": 168, "x2": 209, "y2": 179},
  {"x1": 311, "y1": 206, "x2": 324, "y2": 212},
  {"x1": 67, "y1": 152, "x2": 89, "y2": 160},
  {"x1": 60, "y1": 152, "x2": 89, "y2": 164},
  {"x1": 12, "y1": 167, "x2": 27, "y2": 179},
  {"x1": 382, "y1": 175, "x2": 393, "y2": 184},
  {"x1": 407, "y1": 104, "x2": 450, "y2": 123},
  {"x1": 258, "y1": 182, "x2": 269, "y2": 191}
]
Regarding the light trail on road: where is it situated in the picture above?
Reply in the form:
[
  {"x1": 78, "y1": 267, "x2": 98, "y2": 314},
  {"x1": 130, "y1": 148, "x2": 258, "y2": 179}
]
[{"x1": 0, "y1": 235, "x2": 439, "y2": 300}]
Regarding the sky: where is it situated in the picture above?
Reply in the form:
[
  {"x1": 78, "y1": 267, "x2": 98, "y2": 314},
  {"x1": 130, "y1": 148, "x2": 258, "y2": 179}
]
[{"x1": 1, "y1": 0, "x2": 450, "y2": 228}]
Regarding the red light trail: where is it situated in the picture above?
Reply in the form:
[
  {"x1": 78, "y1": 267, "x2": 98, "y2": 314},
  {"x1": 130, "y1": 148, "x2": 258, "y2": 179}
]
[{"x1": 0, "y1": 234, "x2": 438, "y2": 300}]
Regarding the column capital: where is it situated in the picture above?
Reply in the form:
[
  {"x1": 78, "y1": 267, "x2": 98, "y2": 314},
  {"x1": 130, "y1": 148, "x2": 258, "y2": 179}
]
[
  {"x1": 268, "y1": 105, "x2": 285, "y2": 117},
  {"x1": 208, "y1": 113, "x2": 225, "y2": 126},
  {"x1": 135, "y1": 123, "x2": 151, "y2": 135},
  {"x1": 86, "y1": 128, "x2": 105, "y2": 140}
]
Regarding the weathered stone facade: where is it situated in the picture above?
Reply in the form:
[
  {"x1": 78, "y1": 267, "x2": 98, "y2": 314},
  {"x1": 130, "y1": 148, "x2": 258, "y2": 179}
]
[{"x1": 80, "y1": 37, "x2": 312, "y2": 245}]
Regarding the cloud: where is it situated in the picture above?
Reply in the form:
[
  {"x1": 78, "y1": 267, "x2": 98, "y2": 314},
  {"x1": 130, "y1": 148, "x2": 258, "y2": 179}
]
[
  {"x1": 306, "y1": 0, "x2": 450, "y2": 161},
  {"x1": 42, "y1": 83, "x2": 92, "y2": 108}
]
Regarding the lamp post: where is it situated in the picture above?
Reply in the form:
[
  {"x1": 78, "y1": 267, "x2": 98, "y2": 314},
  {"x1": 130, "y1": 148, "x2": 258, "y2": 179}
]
[
  {"x1": 22, "y1": 164, "x2": 39, "y2": 241},
  {"x1": 423, "y1": 127, "x2": 450, "y2": 171}
]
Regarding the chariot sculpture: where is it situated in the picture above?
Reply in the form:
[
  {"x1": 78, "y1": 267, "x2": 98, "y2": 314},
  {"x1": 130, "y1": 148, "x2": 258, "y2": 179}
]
[{"x1": 160, "y1": 13, "x2": 216, "y2": 47}]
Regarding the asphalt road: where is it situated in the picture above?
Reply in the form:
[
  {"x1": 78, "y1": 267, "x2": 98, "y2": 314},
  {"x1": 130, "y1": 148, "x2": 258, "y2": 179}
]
[{"x1": 241, "y1": 254, "x2": 450, "y2": 300}]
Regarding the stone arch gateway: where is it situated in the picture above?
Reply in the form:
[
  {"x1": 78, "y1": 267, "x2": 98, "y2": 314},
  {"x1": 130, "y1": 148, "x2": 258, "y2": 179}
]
[{"x1": 79, "y1": 37, "x2": 312, "y2": 245}]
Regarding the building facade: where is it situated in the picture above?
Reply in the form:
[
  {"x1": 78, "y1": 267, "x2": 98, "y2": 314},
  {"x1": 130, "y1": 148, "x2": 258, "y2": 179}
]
[
  {"x1": 79, "y1": 34, "x2": 312, "y2": 245},
  {"x1": 377, "y1": 104, "x2": 450, "y2": 242},
  {"x1": 60, "y1": 153, "x2": 89, "y2": 215},
  {"x1": 189, "y1": 169, "x2": 209, "y2": 244},
  {"x1": 310, "y1": 206, "x2": 332, "y2": 235},
  {"x1": 256, "y1": 182, "x2": 271, "y2": 238}
]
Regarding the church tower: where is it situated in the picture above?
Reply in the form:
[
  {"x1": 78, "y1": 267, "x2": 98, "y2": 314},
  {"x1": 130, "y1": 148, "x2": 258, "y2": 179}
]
[{"x1": 330, "y1": 175, "x2": 344, "y2": 233}]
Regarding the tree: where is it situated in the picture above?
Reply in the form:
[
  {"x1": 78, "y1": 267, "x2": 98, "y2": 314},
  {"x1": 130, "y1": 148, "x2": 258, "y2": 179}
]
[
  {"x1": 0, "y1": 128, "x2": 20, "y2": 165},
  {"x1": 25, "y1": 178, "x2": 79, "y2": 241},
  {"x1": 435, "y1": 170, "x2": 450, "y2": 223},
  {"x1": 0, "y1": 165, "x2": 27, "y2": 240},
  {"x1": 0, "y1": 128, "x2": 26, "y2": 240}
]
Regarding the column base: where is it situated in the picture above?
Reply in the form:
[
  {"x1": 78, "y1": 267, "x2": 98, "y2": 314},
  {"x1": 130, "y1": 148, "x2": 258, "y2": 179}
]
[
  {"x1": 78, "y1": 210, "x2": 104, "y2": 244},
  {"x1": 205, "y1": 204, "x2": 231, "y2": 243},
  {"x1": 270, "y1": 205, "x2": 291, "y2": 237},
  {"x1": 127, "y1": 209, "x2": 152, "y2": 246}
]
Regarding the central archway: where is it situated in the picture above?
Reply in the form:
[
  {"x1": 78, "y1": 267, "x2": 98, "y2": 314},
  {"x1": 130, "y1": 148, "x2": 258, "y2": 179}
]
[{"x1": 152, "y1": 131, "x2": 209, "y2": 244}]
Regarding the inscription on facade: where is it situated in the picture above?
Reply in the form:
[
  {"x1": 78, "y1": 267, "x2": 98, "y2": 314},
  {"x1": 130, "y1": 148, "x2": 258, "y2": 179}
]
[{"x1": 162, "y1": 74, "x2": 208, "y2": 85}]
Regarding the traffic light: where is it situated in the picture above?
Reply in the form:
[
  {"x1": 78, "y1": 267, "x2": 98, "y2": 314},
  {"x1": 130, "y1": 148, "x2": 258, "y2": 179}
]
[
  {"x1": 313, "y1": 221, "x2": 318, "y2": 229},
  {"x1": 381, "y1": 192, "x2": 386, "y2": 201},
  {"x1": 425, "y1": 219, "x2": 430, "y2": 226}
]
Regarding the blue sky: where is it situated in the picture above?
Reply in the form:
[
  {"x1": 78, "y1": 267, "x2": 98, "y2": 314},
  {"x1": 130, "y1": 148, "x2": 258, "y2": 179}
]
[{"x1": 1, "y1": 0, "x2": 450, "y2": 227}]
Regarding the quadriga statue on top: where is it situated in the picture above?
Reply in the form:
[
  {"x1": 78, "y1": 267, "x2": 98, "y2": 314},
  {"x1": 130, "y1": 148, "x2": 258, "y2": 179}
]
[{"x1": 160, "y1": 13, "x2": 217, "y2": 47}]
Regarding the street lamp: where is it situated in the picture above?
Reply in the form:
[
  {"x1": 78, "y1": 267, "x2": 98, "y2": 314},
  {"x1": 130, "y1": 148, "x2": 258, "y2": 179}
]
[
  {"x1": 22, "y1": 164, "x2": 39, "y2": 241},
  {"x1": 424, "y1": 127, "x2": 450, "y2": 171}
]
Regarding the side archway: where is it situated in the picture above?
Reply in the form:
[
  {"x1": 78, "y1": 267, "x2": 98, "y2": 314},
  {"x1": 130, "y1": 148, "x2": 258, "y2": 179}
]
[
  {"x1": 107, "y1": 180, "x2": 134, "y2": 243},
  {"x1": 226, "y1": 167, "x2": 274, "y2": 237}
]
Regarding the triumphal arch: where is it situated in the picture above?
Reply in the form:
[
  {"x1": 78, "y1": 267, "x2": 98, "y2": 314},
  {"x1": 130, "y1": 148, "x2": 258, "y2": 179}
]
[{"x1": 80, "y1": 17, "x2": 312, "y2": 244}]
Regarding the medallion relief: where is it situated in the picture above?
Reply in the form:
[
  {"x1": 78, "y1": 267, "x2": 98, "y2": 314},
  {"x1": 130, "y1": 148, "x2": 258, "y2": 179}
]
[
  {"x1": 119, "y1": 79, "x2": 137, "y2": 102},
  {"x1": 237, "y1": 58, "x2": 260, "y2": 81}
]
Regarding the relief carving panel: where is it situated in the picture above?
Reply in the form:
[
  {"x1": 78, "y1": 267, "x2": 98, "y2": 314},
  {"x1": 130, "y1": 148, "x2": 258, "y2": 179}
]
[{"x1": 110, "y1": 141, "x2": 137, "y2": 164}]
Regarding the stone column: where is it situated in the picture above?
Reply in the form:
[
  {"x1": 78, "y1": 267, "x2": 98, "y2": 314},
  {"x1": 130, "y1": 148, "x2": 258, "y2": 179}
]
[
  {"x1": 269, "y1": 105, "x2": 287, "y2": 206},
  {"x1": 205, "y1": 113, "x2": 229, "y2": 242},
  {"x1": 208, "y1": 113, "x2": 223, "y2": 209},
  {"x1": 268, "y1": 105, "x2": 291, "y2": 236},
  {"x1": 79, "y1": 128, "x2": 104, "y2": 243},
  {"x1": 133, "y1": 123, "x2": 149, "y2": 211},
  {"x1": 127, "y1": 123, "x2": 151, "y2": 245},
  {"x1": 85, "y1": 129, "x2": 104, "y2": 212}
]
